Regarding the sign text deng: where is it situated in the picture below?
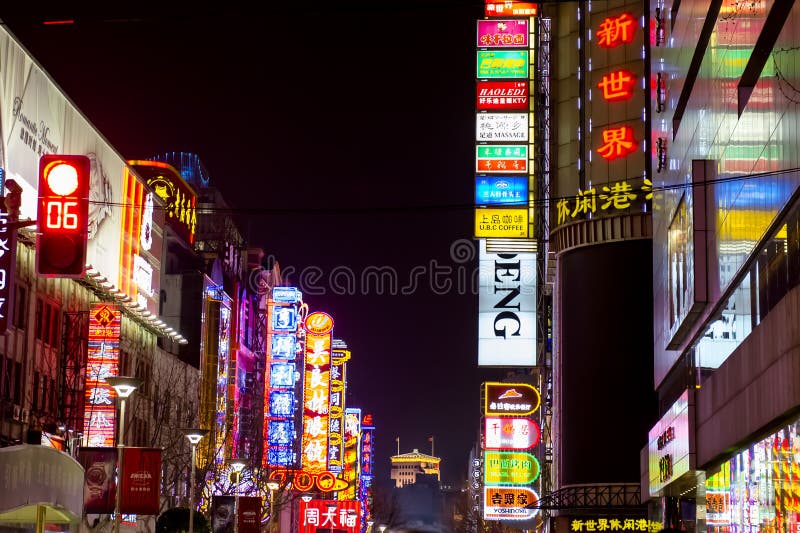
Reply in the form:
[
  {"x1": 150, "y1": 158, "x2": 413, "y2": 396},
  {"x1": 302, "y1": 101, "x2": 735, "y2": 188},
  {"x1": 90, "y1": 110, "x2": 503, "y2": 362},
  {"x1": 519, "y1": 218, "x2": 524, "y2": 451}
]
[{"x1": 493, "y1": 253, "x2": 524, "y2": 339}]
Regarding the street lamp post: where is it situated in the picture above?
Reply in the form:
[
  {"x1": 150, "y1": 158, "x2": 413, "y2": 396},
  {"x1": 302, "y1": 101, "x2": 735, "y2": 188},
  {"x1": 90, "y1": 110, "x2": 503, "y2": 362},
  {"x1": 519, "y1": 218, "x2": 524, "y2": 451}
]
[
  {"x1": 181, "y1": 429, "x2": 208, "y2": 533},
  {"x1": 230, "y1": 459, "x2": 247, "y2": 533},
  {"x1": 106, "y1": 376, "x2": 142, "y2": 533},
  {"x1": 266, "y1": 481, "x2": 279, "y2": 533}
]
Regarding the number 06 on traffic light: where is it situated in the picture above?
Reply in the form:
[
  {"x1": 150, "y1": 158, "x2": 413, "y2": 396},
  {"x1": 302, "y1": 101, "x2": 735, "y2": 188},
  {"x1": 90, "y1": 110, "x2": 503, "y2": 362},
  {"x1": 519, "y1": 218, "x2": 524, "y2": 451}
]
[{"x1": 36, "y1": 154, "x2": 90, "y2": 277}]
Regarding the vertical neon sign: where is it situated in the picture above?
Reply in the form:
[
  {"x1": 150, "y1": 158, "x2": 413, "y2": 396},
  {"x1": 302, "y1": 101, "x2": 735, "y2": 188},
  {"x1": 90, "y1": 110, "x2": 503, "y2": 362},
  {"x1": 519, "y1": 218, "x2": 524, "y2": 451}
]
[
  {"x1": 328, "y1": 348, "x2": 349, "y2": 473},
  {"x1": 83, "y1": 303, "x2": 121, "y2": 447},
  {"x1": 302, "y1": 312, "x2": 334, "y2": 472}
]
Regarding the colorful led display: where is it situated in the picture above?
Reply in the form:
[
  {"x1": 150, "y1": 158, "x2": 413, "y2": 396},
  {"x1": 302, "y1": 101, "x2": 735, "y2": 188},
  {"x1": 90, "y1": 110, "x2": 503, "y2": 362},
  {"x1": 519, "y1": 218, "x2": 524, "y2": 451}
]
[
  {"x1": 476, "y1": 81, "x2": 529, "y2": 111},
  {"x1": 83, "y1": 303, "x2": 121, "y2": 447},
  {"x1": 328, "y1": 349, "x2": 349, "y2": 473},
  {"x1": 477, "y1": 50, "x2": 529, "y2": 79},
  {"x1": 215, "y1": 294, "x2": 231, "y2": 464},
  {"x1": 477, "y1": 20, "x2": 529, "y2": 48},
  {"x1": 302, "y1": 312, "x2": 334, "y2": 472}
]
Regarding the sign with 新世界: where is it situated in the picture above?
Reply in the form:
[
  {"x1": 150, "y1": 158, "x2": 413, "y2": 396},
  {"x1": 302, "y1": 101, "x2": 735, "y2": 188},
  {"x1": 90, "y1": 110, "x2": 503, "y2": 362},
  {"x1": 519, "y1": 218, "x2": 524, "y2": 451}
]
[
  {"x1": 476, "y1": 144, "x2": 528, "y2": 173},
  {"x1": 476, "y1": 113, "x2": 528, "y2": 142},
  {"x1": 475, "y1": 176, "x2": 527, "y2": 206},
  {"x1": 477, "y1": 81, "x2": 529, "y2": 110},
  {"x1": 477, "y1": 50, "x2": 529, "y2": 79},
  {"x1": 475, "y1": 207, "x2": 529, "y2": 238},
  {"x1": 483, "y1": 486, "x2": 539, "y2": 520},
  {"x1": 484, "y1": 382, "x2": 540, "y2": 415},
  {"x1": 484, "y1": 451, "x2": 540, "y2": 484},
  {"x1": 477, "y1": 19, "x2": 529, "y2": 48}
]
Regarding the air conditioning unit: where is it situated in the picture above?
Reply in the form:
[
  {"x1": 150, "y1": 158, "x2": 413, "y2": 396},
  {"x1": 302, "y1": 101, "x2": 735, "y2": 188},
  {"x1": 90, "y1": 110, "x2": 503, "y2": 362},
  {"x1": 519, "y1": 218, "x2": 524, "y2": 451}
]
[{"x1": 12, "y1": 405, "x2": 21, "y2": 421}]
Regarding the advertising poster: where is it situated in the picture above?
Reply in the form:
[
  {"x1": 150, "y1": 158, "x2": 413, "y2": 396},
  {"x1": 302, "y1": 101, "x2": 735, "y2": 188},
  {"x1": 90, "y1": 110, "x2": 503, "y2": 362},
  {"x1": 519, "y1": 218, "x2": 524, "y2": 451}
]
[
  {"x1": 237, "y1": 496, "x2": 262, "y2": 533},
  {"x1": 120, "y1": 447, "x2": 162, "y2": 514},
  {"x1": 212, "y1": 495, "x2": 235, "y2": 533},
  {"x1": 79, "y1": 447, "x2": 117, "y2": 514}
]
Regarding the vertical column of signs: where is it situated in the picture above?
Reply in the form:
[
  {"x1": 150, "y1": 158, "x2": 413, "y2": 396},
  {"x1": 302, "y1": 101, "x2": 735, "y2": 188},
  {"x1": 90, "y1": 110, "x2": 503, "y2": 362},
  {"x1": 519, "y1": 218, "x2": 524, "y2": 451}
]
[
  {"x1": 328, "y1": 347, "x2": 350, "y2": 473},
  {"x1": 482, "y1": 381, "x2": 542, "y2": 523},
  {"x1": 474, "y1": 15, "x2": 532, "y2": 240},
  {"x1": 302, "y1": 312, "x2": 335, "y2": 472},
  {"x1": 266, "y1": 287, "x2": 304, "y2": 468}
]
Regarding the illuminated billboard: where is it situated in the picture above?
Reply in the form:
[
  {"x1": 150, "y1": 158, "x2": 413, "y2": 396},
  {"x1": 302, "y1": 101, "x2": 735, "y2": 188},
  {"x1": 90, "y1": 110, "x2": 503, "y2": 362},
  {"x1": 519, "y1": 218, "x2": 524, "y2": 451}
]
[
  {"x1": 484, "y1": 417, "x2": 541, "y2": 450},
  {"x1": 477, "y1": 20, "x2": 529, "y2": 48},
  {"x1": 119, "y1": 168, "x2": 163, "y2": 315},
  {"x1": 477, "y1": 81, "x2": 529, "y2": 111},
  {"x1": 476, "y1": 145, "x2": 528, "y2": 173},
  {"x1": 478, "y1": 242, "x2": 536, "y2": 365},
  {"x1": 484, "y1": 451, "x2": 540, "y2": 484},
  {"x1": 648, "y1": 390, "x2": 693, "y2": 496},
  {"x1": 266, "y1": 287, "x2": 303, "y2": 468},
  {"x1": 342, "y1": 408, "x2": 361, "y2": 500},
  {"x1": 303, "y1": 312, "x2": 334, "y2": 472},
  {"x1": 328, "y1": 349, "x2": 349, "y2": 473},
  {"x1": 299, "y1": 499, "x2": 360, "y2": 533},
  {"x1": 83, "y1": 303, "x2": 121, "y2": 447},
  {"x1": 475, "y1": 207, "x2": 529, "y2": 239},
  {"x1": 129, "y1": 160, "x2": 197, "y2": 246},
  {"x1": 483, "y1": 486, "x2": 539, "y2": 520},
  {"x1": 477, "y1": 50, "x2": 529, "y2": 79},
  {"x1": 484, "y1": 382, "x2": 541, "y2": 416},
  {"x1": 485, "y1": 1, "x2": 539, "y2": 17},
  {"x1": 476, "y1": 113, "x2": 529, "y2": 142},
  {"x1": 475, "y1": 176, "x2": 527, "y2": 206}
]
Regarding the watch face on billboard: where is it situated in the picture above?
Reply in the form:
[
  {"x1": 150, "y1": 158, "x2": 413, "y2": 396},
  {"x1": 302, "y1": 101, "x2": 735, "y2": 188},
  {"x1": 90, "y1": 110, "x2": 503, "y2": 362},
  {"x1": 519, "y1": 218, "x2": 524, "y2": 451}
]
[{"x1": 484, "y1": 382, "x2": 541, "y2": 416}]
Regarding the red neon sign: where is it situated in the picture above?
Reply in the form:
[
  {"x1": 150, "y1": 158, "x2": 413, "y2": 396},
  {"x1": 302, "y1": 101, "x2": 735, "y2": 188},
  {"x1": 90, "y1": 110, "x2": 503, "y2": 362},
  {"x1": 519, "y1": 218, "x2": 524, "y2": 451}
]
[
  {"x1": 597, "y1": 70, "x2": 637, "y2": 102},
  {"x1": 597, "y1": 126, "x2": 638, "y2": 160},
  {"x1": 596, "y1": 12, "x2": 636, "y2": 48}
]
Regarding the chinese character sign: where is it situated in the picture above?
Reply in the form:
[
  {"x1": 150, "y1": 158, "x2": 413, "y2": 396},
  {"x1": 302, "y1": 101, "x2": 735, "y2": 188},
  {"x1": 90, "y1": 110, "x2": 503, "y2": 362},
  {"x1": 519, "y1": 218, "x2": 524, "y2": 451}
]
[
  {"x1": 328, "y1": 349, "x2": 349, "y2": 472},
  {"x1": 83, "y1": 304, "x2": 121, "y2": 447},
  {"x1": 483, "y1": 486, "x2": 539, "y2": 521},
  {"x1": 302, "y1": 312, "x2": 334, "y2": 472},
  {"x1": 299, "y1": 499, "x2": 360, "y2": 533},
  {"x1": 477, "y1": 19, "x2": 529, "y2": 48},
  {"x1": 0, "y1": 197, "x2": 15, "y2": 333}
]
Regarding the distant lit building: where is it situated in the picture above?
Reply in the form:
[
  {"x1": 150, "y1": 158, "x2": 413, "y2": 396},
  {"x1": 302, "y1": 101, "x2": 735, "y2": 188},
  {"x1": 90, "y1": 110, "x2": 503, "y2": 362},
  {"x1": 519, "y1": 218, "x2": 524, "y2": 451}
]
[{"x1": 390, "y1": 448, "x2": 441, "y2": 488}]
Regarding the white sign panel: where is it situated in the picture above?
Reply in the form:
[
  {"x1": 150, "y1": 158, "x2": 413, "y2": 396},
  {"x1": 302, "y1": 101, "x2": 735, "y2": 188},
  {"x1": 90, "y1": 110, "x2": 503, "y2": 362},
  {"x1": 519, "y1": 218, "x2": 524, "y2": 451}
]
[
  {"x1": 478, "y1": 240, "x2": 536, "y2": 366},
  {"x1": 0, "y1": 28, "x2": 126, "y2": 285},
  {"x1": 648, "y1": 389, "x2": 693, "y2": 496},
  {"x1": 476, "y1": 113, "x2": 529, "y2": 142}
]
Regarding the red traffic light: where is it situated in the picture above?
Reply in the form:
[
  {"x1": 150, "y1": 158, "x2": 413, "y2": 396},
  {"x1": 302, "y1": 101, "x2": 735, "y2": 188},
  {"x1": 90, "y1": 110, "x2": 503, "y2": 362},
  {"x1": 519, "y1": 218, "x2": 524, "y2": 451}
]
[{"x1": 36, "y1": 154, "x2": 90, "y2": 278}]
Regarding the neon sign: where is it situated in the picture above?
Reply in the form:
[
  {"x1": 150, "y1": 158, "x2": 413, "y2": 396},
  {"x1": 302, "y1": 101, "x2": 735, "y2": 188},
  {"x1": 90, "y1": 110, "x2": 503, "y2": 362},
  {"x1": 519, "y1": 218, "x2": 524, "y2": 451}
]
[
  {"x1": 484, "y1": 417, "x2": 541, "y2": 450},
  {"x1": 555, "y1": 178, "x2": 652, "y2": 225},
  {"x1": 328, "y1": 349, "x2": 349, "y2": 472},
  {"x1": 303, "y1": 312, "x2": 333, "y2": 472},
  {"x1": 483, "y1": 451, "x2": 540, "y2": 484},
  {"x1": 596, "y1": 13, "x2": 636, "y2": 48},
  {"x1": 83, "y1": 303, "x2": 121, "y2": 447},
  {"x1": 597, "y1": 126, "x2": 638, "y2": 160},
  {"x1": 597, "y1": 70, "x2": 637, "y2": 101}
]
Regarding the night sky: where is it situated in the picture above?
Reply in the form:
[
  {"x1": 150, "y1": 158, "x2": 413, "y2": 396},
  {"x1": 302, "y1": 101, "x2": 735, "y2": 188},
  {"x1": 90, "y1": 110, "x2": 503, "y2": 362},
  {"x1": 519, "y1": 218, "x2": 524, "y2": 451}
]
[{"x1": 1, "y1": 2, "x2": 514, "y2": 484}]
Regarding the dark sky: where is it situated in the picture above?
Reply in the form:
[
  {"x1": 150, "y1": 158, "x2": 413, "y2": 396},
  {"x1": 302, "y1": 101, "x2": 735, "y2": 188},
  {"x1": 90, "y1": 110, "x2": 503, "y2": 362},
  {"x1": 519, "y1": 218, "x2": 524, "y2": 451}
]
[{"x1": 2, "y1": 2, "x2": 512, "y2": 484}]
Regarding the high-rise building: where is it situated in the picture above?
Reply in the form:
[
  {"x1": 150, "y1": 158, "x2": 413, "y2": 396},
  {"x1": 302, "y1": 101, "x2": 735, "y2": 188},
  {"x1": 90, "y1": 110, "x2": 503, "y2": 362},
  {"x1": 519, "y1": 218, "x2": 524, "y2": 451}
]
[{"x1": 644, "y1": 1, "x2": 800, "y2": 532}]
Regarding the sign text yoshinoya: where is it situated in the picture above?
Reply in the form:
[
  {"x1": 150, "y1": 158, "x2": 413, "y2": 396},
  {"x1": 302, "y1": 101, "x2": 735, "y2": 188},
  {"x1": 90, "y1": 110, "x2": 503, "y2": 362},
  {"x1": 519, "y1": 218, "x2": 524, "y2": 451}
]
[{"x1": 478, "y1": 240, "x2": 536, "y2": 366}]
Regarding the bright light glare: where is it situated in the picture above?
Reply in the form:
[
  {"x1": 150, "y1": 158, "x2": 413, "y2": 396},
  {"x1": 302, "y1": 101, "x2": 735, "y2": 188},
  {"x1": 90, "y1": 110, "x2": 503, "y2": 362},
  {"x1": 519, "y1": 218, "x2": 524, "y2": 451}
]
[{"x1": 47, "y1": 163, "x2": 79, "y2": 196}]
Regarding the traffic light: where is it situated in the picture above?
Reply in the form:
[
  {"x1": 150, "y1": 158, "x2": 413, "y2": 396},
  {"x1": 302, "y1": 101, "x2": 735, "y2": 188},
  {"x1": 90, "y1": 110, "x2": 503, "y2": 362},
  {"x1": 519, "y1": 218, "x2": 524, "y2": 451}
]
[{"x1": 36, "y1": 154, "x2": 90, "y2": 277}]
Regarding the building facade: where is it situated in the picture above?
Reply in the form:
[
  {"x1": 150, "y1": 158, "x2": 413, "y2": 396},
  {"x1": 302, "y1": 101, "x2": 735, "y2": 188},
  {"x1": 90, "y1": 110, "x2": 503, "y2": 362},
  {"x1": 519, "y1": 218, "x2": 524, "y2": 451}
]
[
  {"x1": 645, "y1": 1, "x2": 800, "y2": 533},
  {"x1": 390, "y1": 449, "x2": 441, "y2": 488}
]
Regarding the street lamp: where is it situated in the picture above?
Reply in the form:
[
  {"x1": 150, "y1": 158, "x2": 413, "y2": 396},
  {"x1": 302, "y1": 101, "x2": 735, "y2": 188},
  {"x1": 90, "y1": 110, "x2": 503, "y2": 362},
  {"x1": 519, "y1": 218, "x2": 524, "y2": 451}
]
[
  {"x1": 230, "y1": 459, "x2": 247, "y2": 533},
  {"x1": 378, "y1": 525, "x2": 387, "y2": 533},
  {"x1": 367, "y1": 519, "x2": 374, "y2": 533},
  {"x1": 181, "y1": 428, "x2": 208, "y2": 533},
  {"x1": 106, "y1": 376, "x2": 142, "y2": 533},
  {"x1": 266, "y1": 480, "x2": 279, "y2": 533}
]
